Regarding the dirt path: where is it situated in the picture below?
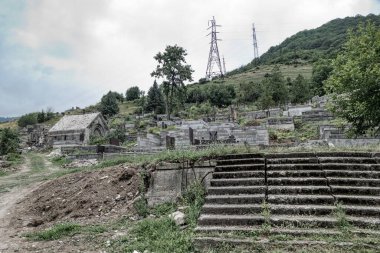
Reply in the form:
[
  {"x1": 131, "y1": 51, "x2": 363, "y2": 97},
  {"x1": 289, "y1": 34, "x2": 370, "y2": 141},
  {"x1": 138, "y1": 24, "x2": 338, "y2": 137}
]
[{"x1": 0, "y1": 153, "x2": 58, "y2": 252}]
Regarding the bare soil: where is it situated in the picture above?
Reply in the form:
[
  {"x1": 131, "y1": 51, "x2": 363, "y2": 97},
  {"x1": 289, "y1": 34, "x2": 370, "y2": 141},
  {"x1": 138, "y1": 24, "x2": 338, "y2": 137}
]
[
  {"x1": 0, "y1": 155, "x2": 140, "y2": 253},
  {"x1": 12, "y1": 165, "x2": 139, "y2": 228}
]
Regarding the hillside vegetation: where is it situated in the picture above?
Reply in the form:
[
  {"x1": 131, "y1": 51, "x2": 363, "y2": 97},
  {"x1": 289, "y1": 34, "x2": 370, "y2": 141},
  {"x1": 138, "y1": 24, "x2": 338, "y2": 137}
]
[{"x1": 228, "y1": 14, "x2": 380, "y2": 76}]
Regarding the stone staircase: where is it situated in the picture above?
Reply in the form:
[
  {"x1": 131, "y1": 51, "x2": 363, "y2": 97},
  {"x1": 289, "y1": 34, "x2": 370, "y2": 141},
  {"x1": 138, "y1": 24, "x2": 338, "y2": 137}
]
[{"x1": 195, "y1": 152, "x2": 380, "y2": 251}]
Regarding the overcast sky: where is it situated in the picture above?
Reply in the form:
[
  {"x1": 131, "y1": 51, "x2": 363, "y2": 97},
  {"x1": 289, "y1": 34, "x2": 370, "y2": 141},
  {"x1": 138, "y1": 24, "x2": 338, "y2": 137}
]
[{"x1": 0, "y1": 0, "x2": 379, "y2": 117}]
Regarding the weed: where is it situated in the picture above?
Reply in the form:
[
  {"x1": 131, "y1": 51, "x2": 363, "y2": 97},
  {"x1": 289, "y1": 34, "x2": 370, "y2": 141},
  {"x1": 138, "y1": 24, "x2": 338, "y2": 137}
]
[
  {"x1": 28, "y1": 153, "x2": 46, "y2": 172},
  {"x1": 24, "y1": 223, "x2": 106, "y2": 241},
  {"x1": 133, "y1": 197, "x2": 149, "y2": 218},
  {"x1": 261, "y1": 200, "x2": 271, "y2": 235},
  {"x1": 334, "y1": 201, "x2": 352, "y2": 234},
  {"x1": 181, "y1": 181, "x2": 206, "y2": 227},
  {"x1": 50, "y1": 156, "x2": 70, "y2": 166},
  {"x1": 120, "y1": 217, "x2": 192, "y2": 253},
  {"x1": 151, "y1": 202, "x2": 178, "y2": 216}
]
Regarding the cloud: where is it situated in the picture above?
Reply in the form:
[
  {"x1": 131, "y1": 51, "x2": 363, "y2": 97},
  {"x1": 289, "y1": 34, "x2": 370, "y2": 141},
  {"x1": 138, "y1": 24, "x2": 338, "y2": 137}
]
[{"x1": 0, "y1": 0, "x2": 379, "y2": 116}]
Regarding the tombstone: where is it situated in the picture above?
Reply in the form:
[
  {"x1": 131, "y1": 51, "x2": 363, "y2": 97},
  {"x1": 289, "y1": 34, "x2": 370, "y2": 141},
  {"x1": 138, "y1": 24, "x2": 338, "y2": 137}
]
[
  {"x1": 209, "y1": 131, "x2": 218, "y2": 142},
  {"x1": 109, "y1": 137, "x2": 120, "y2": 146},
  {"x1": 166, "y1": 136, "x2": 175, "y2": 150},
  {"x1": 189, "y1": 127, "x2": 194, "y2": 145}
]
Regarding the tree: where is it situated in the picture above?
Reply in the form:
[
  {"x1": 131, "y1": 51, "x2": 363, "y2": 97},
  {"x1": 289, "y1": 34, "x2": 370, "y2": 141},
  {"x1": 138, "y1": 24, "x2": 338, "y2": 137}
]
[
  {"x1": 18, "y1": 113, "x2": 37, "y2": 127},
  {"x1": 237, "y1": 81, "x2": 261, "y2": 104},
  {"x1": 324, "y1": 22, "x2": 380, "y2": 135},
  {"x1": 99, "y1": 91, "x2": 120, "y2": 118},
  {"x1": 125, "y1": 86, "x2": 140, "y2": 101},
  {"x1": 0, "y1": 128, "x2": 19, "y2": 155},
  {"x1": 311, "y1": 59, "x2": 333, "y2": 96},
  {"x1": 37, "y1": 110, "x2": 45, "y2": 123},
  {"x1": 267, "y1": 66, "x2": 288, "y2": 106},
  {"x1": 290, "y1": 74, "x2": 311, "y2": 104},
  {"x1": 258, "y1": 79, "x2": 275, "y2": 111},
  {"x1": 207, "y1": 84, "x2": 236, "y2": 107},
  {"x1": 151, "y1": 45, "x2": 193, "y2": 119},
  {"x1": 145, "y1": 80, "x2": 165, "y2": 114}
]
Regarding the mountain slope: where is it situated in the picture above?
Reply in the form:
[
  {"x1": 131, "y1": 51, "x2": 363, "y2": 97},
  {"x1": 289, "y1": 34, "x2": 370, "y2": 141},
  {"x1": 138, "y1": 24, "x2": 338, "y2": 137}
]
[{"x1": 227, "y1": 14, "x2": 380, "y2": 76}]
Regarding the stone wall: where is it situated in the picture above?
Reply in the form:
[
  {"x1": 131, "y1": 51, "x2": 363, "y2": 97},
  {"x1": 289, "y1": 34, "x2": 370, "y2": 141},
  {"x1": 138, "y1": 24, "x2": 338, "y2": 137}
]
[
  {"x1": 146, "y1": 161, "x2": 215, "y2": 206},
  {"x1": 286, "y1": 105, "x2": 312, "y2": 117},
  {"x1": 267, "y1": 117, "x2": 294, "y2": 131},
  {"x1": 328, "y1": 138, "x2": 380, "y2": 147}
]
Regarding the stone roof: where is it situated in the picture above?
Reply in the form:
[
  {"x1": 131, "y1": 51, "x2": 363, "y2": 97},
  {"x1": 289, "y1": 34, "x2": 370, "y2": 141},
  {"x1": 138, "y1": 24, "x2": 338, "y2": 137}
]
[{"x1": 49, "y1": 113, "x2": 101, "y2": 132}]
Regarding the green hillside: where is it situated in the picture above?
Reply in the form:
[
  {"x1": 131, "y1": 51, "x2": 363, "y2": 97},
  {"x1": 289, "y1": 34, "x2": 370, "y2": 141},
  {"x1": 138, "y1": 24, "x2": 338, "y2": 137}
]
[{"x1": 228, "y1": 13, "x2": 380, "y2": 76}]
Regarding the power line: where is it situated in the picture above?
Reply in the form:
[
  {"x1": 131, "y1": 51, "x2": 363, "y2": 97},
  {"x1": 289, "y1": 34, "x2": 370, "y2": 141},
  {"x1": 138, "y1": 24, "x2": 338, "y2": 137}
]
[{"x1": 205, "y1": 16, "x2": 224, "y2": 79}]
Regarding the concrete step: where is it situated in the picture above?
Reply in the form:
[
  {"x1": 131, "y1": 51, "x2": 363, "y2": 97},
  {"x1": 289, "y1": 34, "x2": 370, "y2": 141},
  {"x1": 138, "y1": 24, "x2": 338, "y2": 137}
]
[
  {"x1": 210, "y1": 178, "x2": 265, "y2": 187},
  {"x1": 205, "y1": 194, "x2": 265, "y2": 204},
  {"x1": 194, "y1": 237, "x2": 380, "y2": 251},
  {"x1": 195, "y1": 225, "x2": 380, "y2": 236},
  {"x1": 216, "y1": 158, "x2": 265, "y2": 166},
  {"x1": 319, "y1": 157, "x2": 377, "y2": 164},
  {"x1": 347, "y1": 216, "x2": 380, "y2": 228},
  {"x1": 270, "y1": 204, "x2": 334, "y2": 215},
  {"x1": 335, "y1": 195, "x2": 380, "y2": 205},
  {"x1": 321, "y1": 164, "x2": 380, "y2": 171},
  {"x1": 331, "y1": 185, "x2": 380, "y2": 195},
  {"x1": 316, "y1": 152, "x2": 372, "y2": 157},
  {"x1": 324, "y1": 170, "x2": 380, "y2": 178},
  {"x1": 268, "y1": 186, "x2": 331, "y2": 195},
  {"x1": 267, "y1": 164, "x2": 321, "y2": 170},
  {"x1": 267, "y1": 177, "x2": 327, "y2": 186},
  {"x1": 212, "y1": 170, "x2": 265, "y2": 179},
  {"x1": 194, "y1": 237, "x2": 380, "y2": 252},
  {"x1": 328, "y1": 178, "x2": 380, "y2": 187},
  {"x1": 267, "y1": 194, "x2": 335, "y2": 205},
  {"x1": 270, "y1": 215, "x2": 336, "y2": 228},
  {"x1": 198, "y1": 214, "x2": 264, "y2": 226},
  {"x1": 215, "y1": 164, "x2": 265, "y2": 172},
  {"x1": 195, "y1": 226, "x2": 340, "y2": 236},
  {"x1": 343, "y1": 205, "x2": 380, "y2": 217},
  {"x1": 208, "y1": 186, "x2": 266, "y2": 195},
  {"x1": 201, "y1": 204, "x2": 262, "y2": 215},
  {"x1": 265, "y1": 152, "x2": 317, "y2": 158},
  {"x1": 218, "y1": 153, "x2": 263, "y2": 160},
  {"x1": 267, "y1": 157, "x2": 318, "y2": 164},
  {"x1": 267, "y1": 170, "x2": 324, "y2": 178}
]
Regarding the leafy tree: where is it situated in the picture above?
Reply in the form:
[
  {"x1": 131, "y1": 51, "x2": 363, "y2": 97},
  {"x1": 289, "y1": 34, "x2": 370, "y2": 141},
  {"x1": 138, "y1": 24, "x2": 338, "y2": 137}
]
[
  {"x1": 18, "y1": 113, "x2": 37, "y2": 127},
  {"x1": 207, "y1": 84, "x2": 236, "y2": 107},
  {"x1": 45, "y1": 107, "x2": 55, "y2": 121},
  {"x1": 311, "y1": 59, "x2": 333, "y2": 96},
  {"x1": 145, "y1": 80, "x2": 165, "y2": 114},
  {"x1": 125, "y1": 86, "x2": 140, "y2": 101},
  {"x1": 151, "y1": 45, "x2": 193, "y2": 120},
  {"x1": 324, "y1": 22, "x2": 380, "y2": 135},
  {"x1": 237, "y1": 81, "x2": 261, "y2": 104},
  {"x1": 186, "y1": 86, "x2": 207, "y2": 104},
  {"x1": 0, "y1": 128, "x2": 19, "y2": 155},
  {"x1": 267, "y1": 66, "x2": 288, "y2": 106},
  {"x1": 290, "y1": 74, "x2": 311, "y2": 104},
  {"x1": 99, "y1": 91, "x2": 120, "y2": 118},
  {"x1": 37, "y1": 110, "x2": 45, "y2": 123},
  {"x1": 258, "y1": 79, "x2": 275, "y2": 111}
]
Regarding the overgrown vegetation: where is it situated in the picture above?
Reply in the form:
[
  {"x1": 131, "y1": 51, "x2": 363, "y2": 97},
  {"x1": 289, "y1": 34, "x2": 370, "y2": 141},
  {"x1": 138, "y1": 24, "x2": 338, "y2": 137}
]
[
  {"x1": 0, "y1": 128, "x2": 19, "y2": 155},
  {"x1": 324, "y1": 21, "x2": 380, "y2": 136},
  {"x1": 24, "y1": 223, "x2": 106, "y2": 241}
]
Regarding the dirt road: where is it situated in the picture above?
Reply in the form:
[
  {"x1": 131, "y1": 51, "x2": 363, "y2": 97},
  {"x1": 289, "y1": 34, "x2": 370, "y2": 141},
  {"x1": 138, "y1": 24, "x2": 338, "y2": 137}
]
[{"x1": 0, "y1": 153, "x2": 58, "y2": 252}]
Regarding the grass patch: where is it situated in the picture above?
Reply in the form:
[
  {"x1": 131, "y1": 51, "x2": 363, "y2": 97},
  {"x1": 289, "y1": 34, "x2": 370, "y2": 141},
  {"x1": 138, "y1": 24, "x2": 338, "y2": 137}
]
[
  {"x1": 119, "y1": 217, "x2": 192, "y2": 253},
  {"x1": 50, "y1": 156, "x2": 71, "y2": 166},
  {"x1": 24, "y1": 223, "x2": 106, "y2": 241},
  {"x1": 28, "y1": 153, "x2": 46, "y2": 173}
]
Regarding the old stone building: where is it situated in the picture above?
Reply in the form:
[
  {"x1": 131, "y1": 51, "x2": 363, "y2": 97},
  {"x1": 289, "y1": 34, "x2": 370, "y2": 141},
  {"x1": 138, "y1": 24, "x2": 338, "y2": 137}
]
[{"x1": 48, "y1": 112, "x2": 108, "y2": 147}]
